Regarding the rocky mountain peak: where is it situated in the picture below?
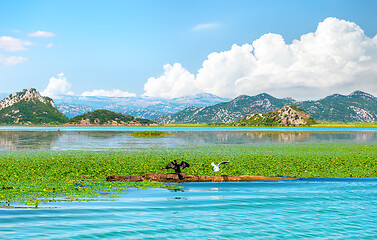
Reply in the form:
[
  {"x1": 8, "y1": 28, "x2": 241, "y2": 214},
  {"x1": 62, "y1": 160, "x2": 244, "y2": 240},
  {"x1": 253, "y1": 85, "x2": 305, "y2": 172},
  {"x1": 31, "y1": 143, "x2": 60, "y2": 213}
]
[
  {"x1": 233, "y1": 95, "x2": 250, "y2": 101},
  {"x1": 255, "y1": 93, "x2": 273, "y2": 99},
  {"x1": 275, "y1": 105, "x2": 314, "y2": 126},
  {"x1": 349, "y1": 90, "x2": 376, "y2": 99},
  {"x1": 324, "y1": 93, "x2": 343, "y2": 100},
  {"x1": 241, "y1": 105, "x2": 315, "y2": 126},
  {"x1": 0, "y1": 88, "x2": 67, "y2": 125},
  {"x1": 0, "y1": 88, "x2": 55, "y2": 111}
]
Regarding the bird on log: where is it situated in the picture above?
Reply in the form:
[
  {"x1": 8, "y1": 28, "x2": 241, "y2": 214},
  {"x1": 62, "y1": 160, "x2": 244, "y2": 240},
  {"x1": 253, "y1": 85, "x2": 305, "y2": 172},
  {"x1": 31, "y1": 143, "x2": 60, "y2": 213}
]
[
  {"x1": 166, "y1": 160, "x2": 190, "y2": 174},
  {"x1": 211, "y1": 161, "x2": 230, "y2": 172}
]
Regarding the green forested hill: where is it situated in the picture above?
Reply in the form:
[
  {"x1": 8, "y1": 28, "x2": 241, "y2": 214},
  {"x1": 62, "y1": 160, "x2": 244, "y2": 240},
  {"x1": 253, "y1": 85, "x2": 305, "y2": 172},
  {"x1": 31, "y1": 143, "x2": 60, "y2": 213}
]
[
  {"x1": 69, "y1": 109, "x2": 155, "y2": 125},
  {"x1": 234, "y1": 105, "x2": 316, "y2": 126}
]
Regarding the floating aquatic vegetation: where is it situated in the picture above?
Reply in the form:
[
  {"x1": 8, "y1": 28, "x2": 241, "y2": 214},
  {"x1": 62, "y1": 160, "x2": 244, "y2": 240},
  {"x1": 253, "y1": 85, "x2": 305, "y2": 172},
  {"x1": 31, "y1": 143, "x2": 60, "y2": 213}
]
[
  {"x1": 129, "y1": 130, "x2": 171, "y2": 137},
  {"x1": 0, "y1": 142, "x2": 376, "y2": 207}
]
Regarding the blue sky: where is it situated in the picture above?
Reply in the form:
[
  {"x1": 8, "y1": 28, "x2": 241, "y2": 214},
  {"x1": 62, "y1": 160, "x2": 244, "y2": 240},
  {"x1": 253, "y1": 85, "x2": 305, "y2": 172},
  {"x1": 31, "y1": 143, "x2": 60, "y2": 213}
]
[{"x1": 1, "y1": 0, "x2": 377, "y2": 100}]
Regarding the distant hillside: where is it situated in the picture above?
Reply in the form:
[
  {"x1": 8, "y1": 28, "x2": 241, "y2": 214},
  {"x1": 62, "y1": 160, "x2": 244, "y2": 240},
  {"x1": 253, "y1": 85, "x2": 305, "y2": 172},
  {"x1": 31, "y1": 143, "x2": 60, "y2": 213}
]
[
  {"x1": 234, "y1": 105, "x2": 315, "y2": 126},
  {"x1": 156, "y1": 93, "x2": 295, "y2": 124},
  {"x1": 0, "y1": 88, "x2": 68, "y2": 125},
  {"x1": 298, "y1": 91, "x2": 377, "y2": 122},
  {"x1": 68, "y1": 109, "x2": 156, "y2": 125}
]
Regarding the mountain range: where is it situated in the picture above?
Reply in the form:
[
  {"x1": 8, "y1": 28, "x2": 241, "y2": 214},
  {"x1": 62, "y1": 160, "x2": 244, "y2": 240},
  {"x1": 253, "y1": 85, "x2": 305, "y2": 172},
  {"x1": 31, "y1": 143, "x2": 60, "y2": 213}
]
[
  {"x1": 1, "y1": 89, "x2": 377, "y2": 124},
  {"x1": 155, "y1": 93, "x2": 294, "y2": 124},
  {"x1": 156, "y1": 91, "x2": 377, "y2": 124},
  {"x1": 53, "y1": 93, "x2": 230, "y2": 119}
]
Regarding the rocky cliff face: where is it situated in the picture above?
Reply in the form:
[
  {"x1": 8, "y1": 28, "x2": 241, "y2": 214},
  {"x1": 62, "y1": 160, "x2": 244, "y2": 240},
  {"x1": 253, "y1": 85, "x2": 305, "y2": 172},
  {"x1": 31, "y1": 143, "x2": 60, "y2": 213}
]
[
  {"x1": 238, "y1": 105, "x2": 315, "y2": 126},
  {"x1": 0, "y1": 88, "x2": 67, "y2": 125},
  {"x1": 0, "y1": 88, "x2": 55, "y2": 110},
  {"x1": 274, "y1": 105, "x2": 314, "y2": 126}
]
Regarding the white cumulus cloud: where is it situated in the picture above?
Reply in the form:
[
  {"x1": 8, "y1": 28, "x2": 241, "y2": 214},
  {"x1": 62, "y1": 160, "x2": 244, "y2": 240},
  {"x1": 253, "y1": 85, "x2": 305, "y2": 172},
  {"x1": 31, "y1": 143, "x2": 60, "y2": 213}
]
[
  {"x1": 46, "y1": 43, "x2": 53, "y2": 48},
  {"x1": 28, "y1": 31, "x2": 55, "y2": 38},
  {"x1": 81, "y1": 89, "x2": 136, "y2": 98},
  {"x1": 144, "y1": 17, "x2": 377, "y2": 100},
  {"x1": 143, "y1": 63, "x2": 201, "y2": 98},
  {"x1": 0, "y1": 55, "x2": 27, "y2": 66},
  {"x1": 41, "y1": 73, "x2": 74, "y2": 98},
  {"x1": 195, "y1": 43, "x2": 256, "y2": 97},
  {"x1": 0, "y1": 36, "x2": 31, "y2": 52}
]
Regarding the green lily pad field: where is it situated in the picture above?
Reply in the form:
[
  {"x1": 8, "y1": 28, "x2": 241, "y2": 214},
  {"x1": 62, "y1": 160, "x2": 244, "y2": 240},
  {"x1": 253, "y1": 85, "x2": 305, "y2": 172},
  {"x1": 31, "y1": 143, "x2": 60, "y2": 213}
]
[{"x1": 1, "y1": 142, "x2": 376, "y2": 207}]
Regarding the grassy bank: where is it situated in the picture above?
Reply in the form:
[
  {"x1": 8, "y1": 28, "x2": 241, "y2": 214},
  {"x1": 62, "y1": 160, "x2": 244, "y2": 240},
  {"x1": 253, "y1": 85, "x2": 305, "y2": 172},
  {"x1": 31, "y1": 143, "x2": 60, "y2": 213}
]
[{"x1": 1, "y1": 143, "x2": 376, "y2": 207}]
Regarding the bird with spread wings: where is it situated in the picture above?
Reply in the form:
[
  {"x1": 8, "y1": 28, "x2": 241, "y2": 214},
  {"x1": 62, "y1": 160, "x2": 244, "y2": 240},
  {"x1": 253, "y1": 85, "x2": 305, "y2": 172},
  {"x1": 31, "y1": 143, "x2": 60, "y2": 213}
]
[
  {"x1": 166, "y1": 160, "x2": 190, "y2": 174},
  {"x1": 211, "y1": 161, "x2": 230, "y2": 172}
]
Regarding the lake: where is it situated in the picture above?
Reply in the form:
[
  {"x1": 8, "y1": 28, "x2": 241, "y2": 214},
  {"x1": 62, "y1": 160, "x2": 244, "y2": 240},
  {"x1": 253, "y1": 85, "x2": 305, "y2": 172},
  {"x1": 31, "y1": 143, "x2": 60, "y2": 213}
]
[
  {"x1": 1, "y1": 126, "x2": 377, "y2": 151},
  {"x1": 1, "y1": 126, "x2": 376, "y2": 239}
]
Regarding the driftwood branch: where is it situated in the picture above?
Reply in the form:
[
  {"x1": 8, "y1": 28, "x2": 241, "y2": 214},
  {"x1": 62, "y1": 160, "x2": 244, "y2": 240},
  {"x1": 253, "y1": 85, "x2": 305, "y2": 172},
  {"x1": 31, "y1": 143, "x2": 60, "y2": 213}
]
[{"x1": 106, "y1": 173, "x2": 297, "y2": 182}]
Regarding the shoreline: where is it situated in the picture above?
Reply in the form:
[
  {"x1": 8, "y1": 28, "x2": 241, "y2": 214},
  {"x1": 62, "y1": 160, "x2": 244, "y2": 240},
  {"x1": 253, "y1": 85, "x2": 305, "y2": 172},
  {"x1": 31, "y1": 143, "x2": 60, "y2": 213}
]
[
  {"x1": 2, "y1": 126, "x2": 377, "y2": 133},
  {"x1": 1, "y1": 121, "x2": 377, "y2": 129}
]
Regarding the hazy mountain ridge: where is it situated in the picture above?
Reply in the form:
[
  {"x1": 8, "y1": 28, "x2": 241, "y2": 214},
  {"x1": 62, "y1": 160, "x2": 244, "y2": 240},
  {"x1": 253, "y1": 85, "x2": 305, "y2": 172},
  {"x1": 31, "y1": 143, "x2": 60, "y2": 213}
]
[{"x1": 54, "y1": 93, "x2": 230, "y2": 119}]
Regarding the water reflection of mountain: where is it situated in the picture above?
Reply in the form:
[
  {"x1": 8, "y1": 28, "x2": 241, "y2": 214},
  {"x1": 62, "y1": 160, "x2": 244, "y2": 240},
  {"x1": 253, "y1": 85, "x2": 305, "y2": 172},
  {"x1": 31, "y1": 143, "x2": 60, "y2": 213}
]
[
  {"x1": 68, "y1": 131, "x2": 127, "y2": 139},
  {"x1": 245, "y1": 132, "x2": 312, "y2": 142},
  {"x1": 0, "y1": 131, "x2": 60, "y2": 150},
  {"x1": 309, "y1": 132, "x2": 377, "y2": 143},
  {"x1": 174, "y1": 132, "x2": 312, "y2": 145},
  {"x1": 174, "y1": 132, "x2": 377, "y2": 145},
  {"x1": 1, "y1": 131, "x2": 377, "y2": 151}
]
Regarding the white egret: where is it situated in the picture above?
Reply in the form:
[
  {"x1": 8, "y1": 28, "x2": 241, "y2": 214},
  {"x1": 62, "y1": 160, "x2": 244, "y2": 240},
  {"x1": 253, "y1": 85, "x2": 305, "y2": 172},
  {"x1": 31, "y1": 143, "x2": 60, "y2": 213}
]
[{"x1": 211, "y1": 161, "x2": 230, "y2": 172}]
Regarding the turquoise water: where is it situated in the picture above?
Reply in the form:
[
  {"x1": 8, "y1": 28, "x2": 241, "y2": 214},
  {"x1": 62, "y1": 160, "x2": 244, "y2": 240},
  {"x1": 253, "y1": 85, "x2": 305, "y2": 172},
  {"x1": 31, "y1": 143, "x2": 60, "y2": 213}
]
[{"x1": 1, "y1": 179, "x2": 376, "y2": 239}]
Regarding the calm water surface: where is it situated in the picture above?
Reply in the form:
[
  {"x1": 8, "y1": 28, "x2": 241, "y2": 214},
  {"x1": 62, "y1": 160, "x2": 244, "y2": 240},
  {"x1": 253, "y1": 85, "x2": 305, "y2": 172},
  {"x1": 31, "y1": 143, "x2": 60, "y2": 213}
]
[
  {"x1": 1, "y1": 130, "x2": 377, "y2": 151},
  {"x1": 1, "y1": 179, "x2": 376, "y2": 239}
]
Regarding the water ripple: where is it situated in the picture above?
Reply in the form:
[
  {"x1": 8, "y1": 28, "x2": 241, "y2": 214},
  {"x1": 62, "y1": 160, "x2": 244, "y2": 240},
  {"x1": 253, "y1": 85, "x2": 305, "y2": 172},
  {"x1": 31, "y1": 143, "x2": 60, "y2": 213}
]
[{"x1": 1, "y1": 179, "x2": 377, "y2": 239}]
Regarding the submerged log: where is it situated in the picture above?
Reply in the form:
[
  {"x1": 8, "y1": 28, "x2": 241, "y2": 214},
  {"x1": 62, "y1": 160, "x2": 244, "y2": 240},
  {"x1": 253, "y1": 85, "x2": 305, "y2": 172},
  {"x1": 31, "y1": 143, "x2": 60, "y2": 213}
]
[{"x1": 106, "y1": 173, "x2": 297, "y2": 182}]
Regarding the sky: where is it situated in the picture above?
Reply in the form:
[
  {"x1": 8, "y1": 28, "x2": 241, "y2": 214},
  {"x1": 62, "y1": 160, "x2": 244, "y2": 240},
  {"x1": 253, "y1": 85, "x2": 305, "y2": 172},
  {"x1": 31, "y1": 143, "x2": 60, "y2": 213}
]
[{"x1": 1, "y1": 0, "x2": 377, "y2": 100}]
